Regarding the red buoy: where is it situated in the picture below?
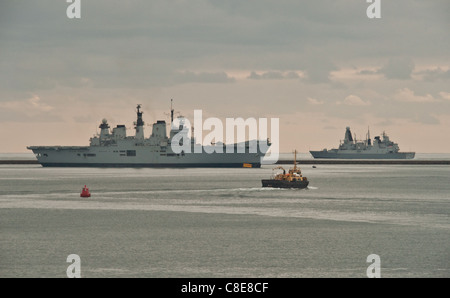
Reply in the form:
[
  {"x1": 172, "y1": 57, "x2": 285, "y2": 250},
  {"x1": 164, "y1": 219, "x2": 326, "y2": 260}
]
[{"x1": 80, "y1": 185, "x2": 91, "y2": 197}]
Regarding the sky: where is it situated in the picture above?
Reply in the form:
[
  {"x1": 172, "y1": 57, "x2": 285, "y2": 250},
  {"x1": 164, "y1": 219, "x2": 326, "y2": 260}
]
[{"x1": 1, "y1": 0, "x2": 449, "y2": 153}]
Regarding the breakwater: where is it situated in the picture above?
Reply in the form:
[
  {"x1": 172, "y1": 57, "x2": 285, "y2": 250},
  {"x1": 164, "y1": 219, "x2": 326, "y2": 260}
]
[
  {"x1": 1, "y1": 160, "x2": 449, "y2": 165},
  {"x1": 275, "y1": 160, "x2": 450, "y2": 165}
]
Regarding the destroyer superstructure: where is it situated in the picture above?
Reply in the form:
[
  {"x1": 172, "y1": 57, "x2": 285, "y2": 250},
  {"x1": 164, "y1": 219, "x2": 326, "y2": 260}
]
[
  {"x1": 310, "y1": 127, "x2": 415, "y2": 159},
  {"x1": 28, "y1": 103, "x2": 270, "y2": 167}
]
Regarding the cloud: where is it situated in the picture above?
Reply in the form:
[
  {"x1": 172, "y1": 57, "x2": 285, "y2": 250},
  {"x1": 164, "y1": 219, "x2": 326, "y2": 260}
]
[
  {"x1": 411, "y1": 114, "x2": 440, "y2": 125},
  {"x1": 378, "y1": 57, "x2": 415, "y2": 80},
  {"x1": 1, "y1": 1, "x2": 448, "y2": 94},
  {"x1": 439, "y1": 92, "x2": 450, "y2": 101},
  {"x1": 375, "y1": 119, "x2": 395, "y2": 127},
  {"x1": 337, "y1": 95, "x2": 371, "y2": 106},
  {"x1": 0, "y1": 95, "x2": 54, "y2": 112},
  {"x1": 307, "y1": 97, "x2": 324, "y2": 105},
  {"x1": 0, "y1": 95, "x2": 59, "y2": 122},
  {"x1": 1, "y1": 1, "x2": 450, "y2": 152},
  {"x1": 394, "y1": 88, "x2": 438, "y2": 103},
  {"x1": 173, "y1": 71, "x2": 235, "y2": 84},
  {"x1": 358, "y1": 69, "x2": 378, "y2": 75},
  {"x1": 28, "y1": 95, "x2": 54, "y2": 112},
  {"x1": 247, "y1": 71, "x2": 300, "y2": 80},
  {"x1": 417, "y1": 67, "x2": 450, "y2": 82},
  {"x1": 301, "y1": 55, "x2": 338, "y2": 84}
]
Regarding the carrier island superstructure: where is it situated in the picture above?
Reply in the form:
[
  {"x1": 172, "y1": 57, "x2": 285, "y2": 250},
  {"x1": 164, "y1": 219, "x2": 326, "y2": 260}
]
[
  {"x1": 310, "y1": 127, "x2": 415, "y2": 159},
  {"x1": 28, "y1": 104, "x2": 271, "y2": 167}
]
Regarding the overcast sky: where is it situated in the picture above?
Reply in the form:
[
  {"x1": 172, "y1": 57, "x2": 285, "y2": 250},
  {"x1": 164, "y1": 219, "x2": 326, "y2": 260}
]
[{"x1": 1, "y1": 0, "x2": 449, "y2": 153}]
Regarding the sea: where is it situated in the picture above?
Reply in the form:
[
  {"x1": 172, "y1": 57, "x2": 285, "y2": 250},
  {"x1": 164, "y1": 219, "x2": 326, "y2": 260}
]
[{"x1": 0, "y1": 153, "x2": 449, "y2": 278}]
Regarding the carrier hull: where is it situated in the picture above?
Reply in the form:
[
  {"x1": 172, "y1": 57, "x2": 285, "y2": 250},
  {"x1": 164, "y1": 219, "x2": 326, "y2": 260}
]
[
  {"x1": 28, "y1": 146, "x2": 263, "y2": 168},
  {"x1": 39, "y1": 162, "x2": 260, "y2": 168}
]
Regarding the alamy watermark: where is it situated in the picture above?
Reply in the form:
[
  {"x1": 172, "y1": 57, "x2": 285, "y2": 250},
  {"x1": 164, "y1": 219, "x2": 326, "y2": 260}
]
[
  {"x1": 66, "y1": 0, "x2": 81, "y2": 19},
  {"x1": 67, "y1": 1, "x2": 380, "y2": 20},
  {"x1": 366, "y1": 0, "x2": 381, "y2": 19},
  {"x1": 169, "y1": 110, "x2": 279, "y2": 163},
  {"x1": 66, "y1": 254, "x2": 81, "y2": 278},
  {"x1": 65, "y1": 253, "x2": 380, "y2": 277},
  {"x1": 366, "y1": 254, "x2": 381, "y2": 278}
]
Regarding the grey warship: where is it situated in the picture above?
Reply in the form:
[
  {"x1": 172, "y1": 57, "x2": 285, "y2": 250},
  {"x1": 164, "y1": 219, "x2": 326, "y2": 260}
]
[
  {"x1": 310, "y1": 127, "x2": 415, "y2": 159},
  {"x1": 27, "y1": 103, "x2": 270, "y2": 167}
]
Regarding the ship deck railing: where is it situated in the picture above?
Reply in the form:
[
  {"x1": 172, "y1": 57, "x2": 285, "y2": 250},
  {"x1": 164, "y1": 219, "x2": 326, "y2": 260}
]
[{"x1": 27, "y1": 146, "x2": 90, "y2": 150}]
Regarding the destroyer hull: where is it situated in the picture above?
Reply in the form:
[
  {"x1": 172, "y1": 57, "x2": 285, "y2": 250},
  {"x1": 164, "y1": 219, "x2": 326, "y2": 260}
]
[{"x1": 310, "y1": 150, "x2": 415, "y2": 159}]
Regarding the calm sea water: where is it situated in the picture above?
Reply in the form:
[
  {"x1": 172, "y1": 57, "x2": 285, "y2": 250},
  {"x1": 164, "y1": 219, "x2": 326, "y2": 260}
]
[{"x1": 0, "y1": 163, "x2": 449, "y2": 278}]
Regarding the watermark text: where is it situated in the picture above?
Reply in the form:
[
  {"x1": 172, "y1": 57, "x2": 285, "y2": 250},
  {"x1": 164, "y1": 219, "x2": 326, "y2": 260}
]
[
  {"x1": 366, "y1": 254, "x2": 381, "y2": 278},
  {"x1": 66, "y1": 254, "x2": 81, "y2": 278},
  {"x1": 366, "y1": 0, "x2": 381, "y2": 19},
  {"x1": 66, "y1": 0, "x2": 81, "y2": 19},
  {"x1": 170, "y1": 110, "x2": 279, "y2": 163}
]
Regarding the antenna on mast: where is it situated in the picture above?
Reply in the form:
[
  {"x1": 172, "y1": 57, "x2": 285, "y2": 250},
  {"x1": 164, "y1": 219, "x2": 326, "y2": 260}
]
[
  {"x1": 293, "y1": 149, "x2": 298, "y2": 171},
  {"x1": 170, "y1": 98, "x2": 174, "y2": 124}
]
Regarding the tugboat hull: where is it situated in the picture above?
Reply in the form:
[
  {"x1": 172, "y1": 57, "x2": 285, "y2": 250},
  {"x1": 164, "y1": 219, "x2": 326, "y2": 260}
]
[{"x1": 261, "y1": 179, "x2": 309, "y2": 189}]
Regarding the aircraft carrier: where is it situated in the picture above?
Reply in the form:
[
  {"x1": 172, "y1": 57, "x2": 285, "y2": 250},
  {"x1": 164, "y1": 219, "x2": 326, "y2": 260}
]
[
  {"x1": 310, "y1": 127, "x2": 415, "y2": 159},
  {"x1": 27, "y1": 103, "x2": 270, "y2": 168}
]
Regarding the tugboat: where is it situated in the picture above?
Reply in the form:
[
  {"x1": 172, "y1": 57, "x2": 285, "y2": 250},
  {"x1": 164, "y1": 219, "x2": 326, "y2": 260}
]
[{"x1": 262, "y1": 150, "x2": 309, "y2": 189}]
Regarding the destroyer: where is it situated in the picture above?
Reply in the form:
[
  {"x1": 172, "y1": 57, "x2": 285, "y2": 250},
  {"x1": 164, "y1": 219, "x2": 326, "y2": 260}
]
[
  {"x1": 310, "y1": 127, "x2": 415, "y2": 159},
  {"x1": 262, "y1": 150, "x2": 309, "y2": 189},
  {"x1": 28, "y1": 103, "x2": 270, "y2": 167}
]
